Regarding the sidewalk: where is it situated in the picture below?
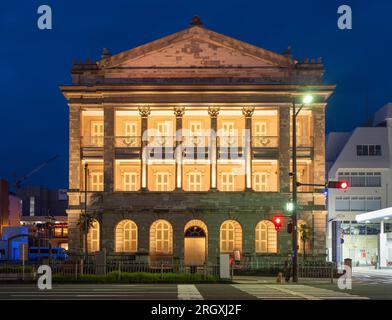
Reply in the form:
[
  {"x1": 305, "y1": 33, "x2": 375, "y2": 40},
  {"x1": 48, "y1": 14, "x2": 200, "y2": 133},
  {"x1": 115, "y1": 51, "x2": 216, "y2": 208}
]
[
  {"x1": 232, "y1": 275, "x2": 335, "y2": 285},
  {"x1": 352, "y1": 266, "x2": 392, "y2": 276}
]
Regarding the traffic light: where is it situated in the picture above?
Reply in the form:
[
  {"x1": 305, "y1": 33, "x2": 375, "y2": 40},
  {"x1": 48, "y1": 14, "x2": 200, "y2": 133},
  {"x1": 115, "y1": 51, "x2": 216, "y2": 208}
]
[
  {"x1": 327, "y1": 180, "x2": 349, "y2": 190},
  {"x1": 287, "y1": 222, "x2": 293, "y2": 234},
  {"x1": 273, "y1": 216, "x2": 283, "y2": 232}
]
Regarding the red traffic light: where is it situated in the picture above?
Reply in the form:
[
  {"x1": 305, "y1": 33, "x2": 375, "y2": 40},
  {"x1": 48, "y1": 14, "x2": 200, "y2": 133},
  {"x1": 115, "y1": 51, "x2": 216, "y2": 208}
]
[
  {"x1": 327, "y1": 180, "x2": 349, "y2": 190},
  {"x1": 273, "y1": 216, "x2": 283, "y2": 232}
]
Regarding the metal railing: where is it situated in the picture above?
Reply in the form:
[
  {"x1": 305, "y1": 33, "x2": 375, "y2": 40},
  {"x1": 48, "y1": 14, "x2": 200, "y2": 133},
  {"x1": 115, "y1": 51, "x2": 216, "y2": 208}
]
[
  {"x1": 148, "y1": 136, "x2": 175, "y2": 147},
  {"x1": 115, "y1": 136, "x2": 141, "y2": 147},
  {"x1": 252, "y1": 136, "x2": 278, "y2": 148},
  {"x1": 217, "y1": 136, "x2": 243, "y2": 147},
  {"x1": 81, "y1": 136, "x2": 104, "y2": 147}
]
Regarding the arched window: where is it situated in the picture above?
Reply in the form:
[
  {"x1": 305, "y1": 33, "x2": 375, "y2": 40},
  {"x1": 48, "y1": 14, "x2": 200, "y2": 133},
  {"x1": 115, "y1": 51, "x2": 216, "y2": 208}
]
[
  {"x1": 87, "y1": 219, "x2": 100, "y2": 253},
  {"x1": 150, "y1": 220, "x2": 173, "y2": 255},
  {"x1": 220, "y1": 220, "x2": 242, "y2": 253},
  {"x1": 255, "y1": 220, "x2": 277, "y2": 253},
  {"x1": 115, "y1": 220, "x2": 138, "y2": 253}
]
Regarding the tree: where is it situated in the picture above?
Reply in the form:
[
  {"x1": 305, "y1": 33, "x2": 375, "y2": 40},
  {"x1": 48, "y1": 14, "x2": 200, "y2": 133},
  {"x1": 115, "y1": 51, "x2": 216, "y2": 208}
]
[
  {"x1": 77, "y1": 213, "x2": 95, "y2": 259},
  {"x1": 298, "y1": 223, "x2": 312, "y2": 260}
]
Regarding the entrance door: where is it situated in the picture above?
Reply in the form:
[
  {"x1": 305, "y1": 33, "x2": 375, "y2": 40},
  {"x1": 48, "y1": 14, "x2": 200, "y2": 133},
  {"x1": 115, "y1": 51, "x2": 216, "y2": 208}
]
[{"x1": 184, "y1": 226, "x2": 206, "y2": 266}]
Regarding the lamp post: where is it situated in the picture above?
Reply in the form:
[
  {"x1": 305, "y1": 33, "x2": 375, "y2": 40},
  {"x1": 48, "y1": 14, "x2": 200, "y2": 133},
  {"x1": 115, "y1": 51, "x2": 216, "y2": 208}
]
[
  {"x1": 84, "y1": 163, "x2": 88, "y2": 261},
  {"x1": 291, "y1": 93, "x2": 313, "y2": 283}
]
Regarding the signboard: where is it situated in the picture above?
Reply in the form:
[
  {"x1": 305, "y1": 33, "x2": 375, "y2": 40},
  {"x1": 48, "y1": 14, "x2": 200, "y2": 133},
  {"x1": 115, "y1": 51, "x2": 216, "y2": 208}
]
[{"x1": 219, "y1": 254, "x2": 230, "y2": 279}]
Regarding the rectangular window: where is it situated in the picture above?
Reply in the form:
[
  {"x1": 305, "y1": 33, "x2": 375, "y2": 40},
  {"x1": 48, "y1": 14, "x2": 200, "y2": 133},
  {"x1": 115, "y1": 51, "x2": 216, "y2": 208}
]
[
  {"x1": 336, "y1": 196, "x2": 350, "y2": 211},
  {"x1": 338, "y1": 171, "x2": 382, "y2": 187},
  {"x1": 189, "y1": 121, "x2": 202, "y2": 136},
  {"x1": 124, "y1": 121, "x2": 137, "y2": 137},
  {"x1": 366, "y1": 196, "x2": 381, "y2": 211},
  {"x1": 253, "y1": 172, "x2": 269, "y2": 191},
  {"x1": 221, "y1": 173, "x2": 235, "y2": 191},
  {"x1": 254, "y1": 121, "x2": 267, "y2": 136},
  {"x1": 350, "y1": 172, "x2": 366, "y2": 187},
  {"x1": 90, "y1": 172, "x2": 103, "y2": 191},
  {"x1": 156, "y1": 121, "x2": 172, "y2": 146},
  {"x1": 156, "y1": 172, "x2": 169, "y2": 191},
  {"x1": 188, "y1": 172, "x2": 202, "y2": 191},
  {"x1": 123, "y1": 172, "x2": 138, "y2": 191},
  {"x1": 221, "y1": 121, "x2": 236, "y2": 147},
  {"x1": 91, "y1": 121, "x2": 104, "y2": 146},
  {"x1": 357, "y1": 145, "x2": 381, "y2": 156},
  {"x1": 366, "y1": 172, "x2": 381, "y2": 187},
  {"x1": 350, "y1": 196, "x2": 366, "y2": 211}
]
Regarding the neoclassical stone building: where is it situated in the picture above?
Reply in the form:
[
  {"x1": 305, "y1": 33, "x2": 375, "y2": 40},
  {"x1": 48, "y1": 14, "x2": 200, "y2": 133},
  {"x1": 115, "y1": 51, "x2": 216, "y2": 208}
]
[{"x1": 61, "y1": 17, "x2": 334, "y2": 265}]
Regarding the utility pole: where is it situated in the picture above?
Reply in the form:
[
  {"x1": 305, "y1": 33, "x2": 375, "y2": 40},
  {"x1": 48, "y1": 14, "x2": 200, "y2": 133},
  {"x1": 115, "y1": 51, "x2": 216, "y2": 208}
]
[
  {"x1": 291, "y1": 96, "x2": 299, "y2": 283},
  {"x1": 291, "y1": 93, "x2": 314, "y2": 283}
]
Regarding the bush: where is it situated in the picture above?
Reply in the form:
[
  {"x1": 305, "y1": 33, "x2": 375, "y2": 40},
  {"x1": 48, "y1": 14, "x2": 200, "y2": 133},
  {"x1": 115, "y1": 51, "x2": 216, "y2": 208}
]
[
  {"x1": 52, "y1": 271, "x2": 224, "y2": 284},
  {"x1": 0, "y1": 265, "x2": 34, "y2": 273}
]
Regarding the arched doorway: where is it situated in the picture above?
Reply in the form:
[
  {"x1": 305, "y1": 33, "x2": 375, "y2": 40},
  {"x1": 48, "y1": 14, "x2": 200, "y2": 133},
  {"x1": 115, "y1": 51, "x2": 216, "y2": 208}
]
[{"x1": 184, "y1": 220, "x2": 208, "y2": 266}]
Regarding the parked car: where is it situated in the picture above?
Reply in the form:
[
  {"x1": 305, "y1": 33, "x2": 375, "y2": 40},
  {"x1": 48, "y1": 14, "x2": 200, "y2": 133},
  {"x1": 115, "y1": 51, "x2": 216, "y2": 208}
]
[{"x1": 28, "y1": 247, "x2": 68, "y2": 261}]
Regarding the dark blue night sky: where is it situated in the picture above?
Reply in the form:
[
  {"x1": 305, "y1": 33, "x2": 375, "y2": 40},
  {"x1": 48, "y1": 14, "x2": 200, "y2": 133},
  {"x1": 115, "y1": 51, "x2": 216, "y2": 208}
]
[{"x1": 1, "y1": 0, "x2": 391, "y2": 189}]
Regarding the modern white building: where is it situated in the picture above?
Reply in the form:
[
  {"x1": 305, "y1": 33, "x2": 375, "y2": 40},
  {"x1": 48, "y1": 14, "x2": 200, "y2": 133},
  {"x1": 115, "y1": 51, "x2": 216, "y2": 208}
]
[{"x1": 327, "y1": 103, "x2": 392, "y2": 267}]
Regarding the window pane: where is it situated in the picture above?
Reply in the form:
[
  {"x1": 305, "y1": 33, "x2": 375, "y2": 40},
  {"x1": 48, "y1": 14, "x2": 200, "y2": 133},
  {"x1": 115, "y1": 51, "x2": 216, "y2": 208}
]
[{"x1": 336, "y1": 197, "x2": 350, "y2": 211}]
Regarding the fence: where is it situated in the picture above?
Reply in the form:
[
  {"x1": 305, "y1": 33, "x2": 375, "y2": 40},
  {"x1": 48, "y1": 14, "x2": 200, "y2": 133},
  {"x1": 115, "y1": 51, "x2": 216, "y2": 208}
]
[{"x1": 0, "y1": 258, "x2": 337, "y2": 282}]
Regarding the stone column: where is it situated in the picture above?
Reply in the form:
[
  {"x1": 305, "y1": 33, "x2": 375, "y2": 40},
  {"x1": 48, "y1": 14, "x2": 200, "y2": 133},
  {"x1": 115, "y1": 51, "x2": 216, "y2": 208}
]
[
  {"x1": 279, "y1": 106, "x2": 290, "y2": 193},
  {"x1": 243, "y1": 107, "x2": 254, "y2": 191},
  {"x1": 139, "y1": 106, "x2": 150, "y2": 190},
  {"x1": 104, "y1": 106, "x2": 115, "y2": 192},
  {"x1": 68, "y1": 104, "x2": 82, "y2": 254},
  {"x1": 312, "y1": 106, "x2": 325, "y2": 186},
  {"x1": 69, "y1": 104, "x2": 81, "y2": 192},
  {"x1": 208, "y1": 107, "x2": 220, "y2": 190},
  {"x1": 174, "y1": 107, "x2": 185, "y2": 190}
]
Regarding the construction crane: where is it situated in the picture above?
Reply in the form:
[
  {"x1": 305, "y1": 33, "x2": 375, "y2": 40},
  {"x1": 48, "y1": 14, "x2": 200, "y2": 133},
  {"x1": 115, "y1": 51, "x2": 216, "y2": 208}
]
[{"x1": 13, "y1": 154, "x2": 59, "y2": 189}]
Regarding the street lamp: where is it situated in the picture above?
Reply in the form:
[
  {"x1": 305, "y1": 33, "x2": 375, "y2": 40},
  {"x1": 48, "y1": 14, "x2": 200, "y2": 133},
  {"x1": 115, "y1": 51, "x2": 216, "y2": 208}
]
[{"x1": 291, "y1": 93, "x2": 313, "y2": 283}]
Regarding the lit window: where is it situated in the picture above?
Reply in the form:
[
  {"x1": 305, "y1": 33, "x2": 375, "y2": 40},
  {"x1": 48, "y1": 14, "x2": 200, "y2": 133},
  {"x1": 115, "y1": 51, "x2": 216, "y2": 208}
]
[
  {"x1": 220, "y1": 221, "x2": 234, "y2": 252},
  {"x1": 221, "y1": 173, "x2": 235, "y2": 191},
  {"x1": 54, "y1": 228, "x2": 63, "y2": 238},
  {"x1": 253, "y1": 172, "x2": 269, "y2": 191},
  {"x1": 188, "y1": 172, "x2": 202, "y2": 191},
  {"x1": 156, "y1": 172, "x2": 170, "y2": 191},
  {"x1": 116, "y1": 220, "x2": 137, "y2": 253},
  {"x1": 254, "y1": 121, "x2": 267, "y2": 136},
  {"x1": 220, "y1": 220, "x2": 242, "y2": 254},
  {"x1": 88, "y1": 220, "x2": 100, "y2": 253},
  {"x1": 221, "y1": 121, "x2": 236, "y2": 146},
  {"x1": 90, "y1": 172, "x2": 103, "y2": 191},
  {"x1": 123, "y1": 172, "x2": 138, "y2": 191},
  {"x1": 91, "y1": 121, "x2": 104, "y2": 146},
  {"x1": 156, "y1": 121, "x2": 172, "y2": 146},
  {"x1": 155, "y1": 221, "x2": 172, "y2": 254},
  {"x1": 255, "y1": 220, "x2": 277, "y2": 253}
]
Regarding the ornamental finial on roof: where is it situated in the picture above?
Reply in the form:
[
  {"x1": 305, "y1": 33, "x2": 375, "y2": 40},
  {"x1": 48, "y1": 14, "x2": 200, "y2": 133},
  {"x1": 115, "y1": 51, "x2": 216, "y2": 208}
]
[
  {"x1": 101, "y1": 48, "x2": 111, "y2": 59},
  {"x1": 190, "y1": 16, "x2": 203, "y2": 26}
]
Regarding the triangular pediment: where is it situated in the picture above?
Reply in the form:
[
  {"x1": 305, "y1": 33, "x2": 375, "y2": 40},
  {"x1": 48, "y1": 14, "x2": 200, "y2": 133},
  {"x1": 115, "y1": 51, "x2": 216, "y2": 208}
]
[{"x1": 100, "y1": 26, "x2": 296, "y2": 70}]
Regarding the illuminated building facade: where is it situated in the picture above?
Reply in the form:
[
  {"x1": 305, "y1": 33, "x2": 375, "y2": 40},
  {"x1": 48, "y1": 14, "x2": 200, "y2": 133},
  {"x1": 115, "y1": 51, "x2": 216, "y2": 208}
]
[{"x1": 61, "y1": 18, "x2": 334, "y2": 264}]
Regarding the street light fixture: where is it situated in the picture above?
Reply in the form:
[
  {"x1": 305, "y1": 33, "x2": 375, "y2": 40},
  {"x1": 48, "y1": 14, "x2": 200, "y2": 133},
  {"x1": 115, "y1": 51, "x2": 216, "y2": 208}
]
[
  {"x1": 286, "y1": 202, "x2": 294, "y2": 212},
  {"x1": 302, "y1": 94, "x2": 314, "y2": 105},
  {"x1": 291, "y1": 93, "x2": 314, "y2": 283}
]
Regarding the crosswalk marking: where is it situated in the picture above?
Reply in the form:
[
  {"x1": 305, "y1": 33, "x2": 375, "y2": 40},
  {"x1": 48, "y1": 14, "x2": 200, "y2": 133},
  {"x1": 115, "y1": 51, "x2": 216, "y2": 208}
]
[
  {"x1": 232, "y1": 284, "x2": 369, "y2": 300},
  {"x1": 177, "y1": 284, "x2": 204, "y2": 300}
]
